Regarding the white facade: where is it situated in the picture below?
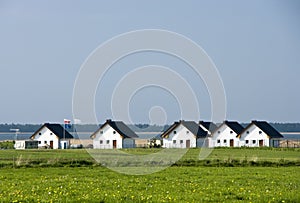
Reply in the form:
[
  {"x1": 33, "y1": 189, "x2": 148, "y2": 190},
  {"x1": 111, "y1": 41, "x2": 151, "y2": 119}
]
[
  {"x1": 162, "y1": 124, "x2": 196, "y2": 148},
  {"x1": 92, "y1": 124, "x2": 134, "y2": 149},
  {"x1": 239, "y1": 124, "x2": 270, "y2": 147},
  {"x1": 31, "y1": 126, "x2": 71, "y2": 149},
  {"x1": 32, "y1": 126, "x2": 60, "y2": 149},
  {"x1": 210, "y1": 124, "x2": 240, "y2": 147}
]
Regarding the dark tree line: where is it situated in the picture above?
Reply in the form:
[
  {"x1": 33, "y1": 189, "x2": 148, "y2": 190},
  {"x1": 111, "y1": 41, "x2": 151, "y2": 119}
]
[{"x1": 0, "y1": 123, "x2": 300, "y2": 133}]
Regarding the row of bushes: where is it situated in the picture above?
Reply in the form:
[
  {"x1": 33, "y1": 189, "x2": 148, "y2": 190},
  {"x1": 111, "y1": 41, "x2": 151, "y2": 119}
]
[
  {"x1": 0, "y1": 157, "x2": 299, "y2": 168},
  {"x1": 212, "y1": 146, "x2": 300, "y2": 151},
  {"x1": 0, "y1": 141, "x2": 14, "y2": 149},
  {"x1": 173, "y1": 158, "x2": 300, "y2": 167},
  {"x1": 0, "y1": 158, "x2": 95, "y2": 168}
]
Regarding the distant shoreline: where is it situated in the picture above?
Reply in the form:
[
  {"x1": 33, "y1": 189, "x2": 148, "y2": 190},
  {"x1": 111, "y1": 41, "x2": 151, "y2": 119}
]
[{"x1": 0, "y1": 132, "x2": 299, "y2": 142}]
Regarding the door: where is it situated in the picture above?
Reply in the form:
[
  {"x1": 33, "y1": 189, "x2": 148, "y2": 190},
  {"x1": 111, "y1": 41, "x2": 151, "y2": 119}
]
[
  {"x1": 113, "y1": 140, "x2": 117, "y2": 149},
  {"x1": 230, "y1": 139, "x2": 234, "y2": 147},
  {"x1": 50, "y1": 141, "x2": 53, "y2": 149},
  {"x1": 186, "y1": 140, "x2": 190, "y2": 148},
  {"x1": 259, "y1": 140, "x2": 264, "y2": 147}
]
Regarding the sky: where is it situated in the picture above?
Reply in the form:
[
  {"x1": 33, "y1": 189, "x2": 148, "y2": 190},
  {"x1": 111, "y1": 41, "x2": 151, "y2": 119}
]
[{"x1": 0, "y1": 0, "x2": 300, "y2": 124}]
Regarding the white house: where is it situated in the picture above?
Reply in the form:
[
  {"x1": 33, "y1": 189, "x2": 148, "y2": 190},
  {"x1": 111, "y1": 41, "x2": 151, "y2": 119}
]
[
  {"x1": 30, "y1": 123, "x2": 74, "y2": 149},
  {"x1": 91, "y1": 119, "x2": 138, "y2": 149},
  {"x1": 238, "y1": 120, "x2": 283, "y2": 147},
  {"x1": 161, "y1": 120, "x2": 208, "y2": 148},
  {"x1": 210, "y1": 121, "x2": 244, "y2": 147}
]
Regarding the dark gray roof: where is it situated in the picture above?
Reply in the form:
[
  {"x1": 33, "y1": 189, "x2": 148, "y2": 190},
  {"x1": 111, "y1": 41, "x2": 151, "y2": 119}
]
[
  {"x1": 199, "y1": 121, "x2": 218, "y2": 132},
  {"x1": 161, "y1": 120, "x2": 208, "y2": 138},
  {"x1": 224, "y1": 121, "x2": 244, "y2": 134},
  {"x1": 31, "y1": 123, "x2": 73, "y2": 139},
  {"x1": 251, "y1": 121, "x2": 283, "y2": 138},
  {"x1": 137, "y1": 133, "x2": 161, "y2": 140},
  {"x1": 93, "y1": 119, "x2": 138, "y2": 139}
]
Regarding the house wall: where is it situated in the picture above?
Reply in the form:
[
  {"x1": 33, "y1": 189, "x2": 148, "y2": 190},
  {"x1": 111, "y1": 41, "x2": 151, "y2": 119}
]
[
  {"x1": 196, "y1": 138, "x2": 210, "y2": 147},
  {"x1": 239, "y1": 124, "x2": 270, "y2": 147},
  {"x1": 163, "y1": 124, "x2": 196, "y2": 148},
  {"x1": 123, "y1": 138, "x2": 135, "y2": 148},
  {"x1": 92, "y1": 124, "x2": 123, "y2": 149},
  {"x1": 60, "y1": 140, "x2": 70, "y2": 149},
  {"x1": 32, "y1": 127, "x2": 60, "y2": 149},
  {"x1": 14, "y1": 140, "x2": 26, "y2": 149},
  {"x1": 211, "y1": 124, "x2": 240, "y2": 147}
]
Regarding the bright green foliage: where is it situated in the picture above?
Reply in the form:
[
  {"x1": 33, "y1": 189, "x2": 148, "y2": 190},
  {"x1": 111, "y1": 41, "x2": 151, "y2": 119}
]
[
  {"x1": 0, "y1": 148, "x2": 299, "y2": 168},
  {"x1": 0, "y1": 167, "x2": 299, "y2": 202},
  {"x1": 0, "y1": 148, "x2": 299, "y2": 202},
  {"x1": 0, "y1": 141, "x2": 14, "y2": 149}
]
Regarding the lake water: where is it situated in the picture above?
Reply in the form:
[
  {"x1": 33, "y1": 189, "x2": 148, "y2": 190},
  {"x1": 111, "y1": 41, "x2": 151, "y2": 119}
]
[
  {"x1": 0, "y1": 132, "x2": 92, "y2": 140},
  {"x1": 0, "y1": 132, "x2": 299, "y2": 141}
]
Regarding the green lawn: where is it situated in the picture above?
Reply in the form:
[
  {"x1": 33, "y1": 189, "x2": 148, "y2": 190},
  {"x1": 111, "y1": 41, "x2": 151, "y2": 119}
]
[
  {"x1": 0, "y1": 148, "x2": 299, "y2": 202},
  {"x1": 0, "y1": 166, "x2": 299, "y2": 202},
  {"x1": 185, "y1": 147, "x2": 300, "y2": 161},
  {"x1": 0, "y1": 148, "x2": 299, "y2": 167}
]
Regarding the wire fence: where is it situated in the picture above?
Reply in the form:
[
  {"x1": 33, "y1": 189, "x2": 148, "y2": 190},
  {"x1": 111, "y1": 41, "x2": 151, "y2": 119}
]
[{"x1": 279, "y1": 140, "x2": 300, "y2": 148}]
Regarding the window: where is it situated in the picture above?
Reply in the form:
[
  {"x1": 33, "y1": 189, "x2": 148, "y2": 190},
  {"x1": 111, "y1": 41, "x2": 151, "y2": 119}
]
[
  {"x1": 44, "y1": 141, "x2": 47, "y2": 144},
  {"x1": 217, "y1": 139, "x2": 220, "y2": 144},
  {"x1": 245, "y1": 140, "x2": 249, "y2": 144},
  {"x1": 230, "y1": 131, "x2": 233, "y2": 134},
  {"x1": 224, "y1": 139, "x2": 227, "y2": 143},
  {"x1": 100, "y1": 140, "x2": 103, "y2": 144},
  {"x1": 38, "y1": 141, "x2": 41, "y2": 144},
  {"x1": 39, "y1": 133, "x2": 41, "y2": 135},
  {"x1": 100, "y1": 131, "x2": 103, "y2": 134},
  {"x1": 173, "y1": 140, "x2": 176, "y2": 144},
  {"x1": 106, "y1": 140, "x2": 110, "y2": 144},
  {"x1": 113, "y1": 131, "x2": 116, "y2": 134},
  {"x1": 252, "y1": 140, "x2": 256, "y2": 144},
  {"x1": 218, "y1": 131, "x2": 220, "y2": 134},
  {"x1": 186, "y1": 131, "x2": 189, "y2": 134},
  {"x1": 180, "y1": 140, "x2": 183, "y2": 144},
  {"x1": 173, "y1": 131, "x2": 177, "y2": 134},
  {"x1": 259, "y1": 131, "x2": 262, "y2": 134}
]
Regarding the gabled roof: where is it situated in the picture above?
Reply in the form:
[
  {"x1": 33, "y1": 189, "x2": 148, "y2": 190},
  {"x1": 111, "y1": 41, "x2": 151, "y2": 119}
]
[
  {"x1": 91, "y1": 119, "x2": 138, "y2": 139},
  {"x1": 214, "y1": 121, "x2": 244, "y2": 135},
  {"x1": 240, "y1": 120, "x2": 283, "y2": 138},
  {"x1": 161, "y1": 120, "x2": 208, "y2": 138},
  {"x1": 199, "y1": 121, "x2": 218, "y2": 132},
  {"x1": 30, "y1": 123, "x2": 73, "y2": 139}
]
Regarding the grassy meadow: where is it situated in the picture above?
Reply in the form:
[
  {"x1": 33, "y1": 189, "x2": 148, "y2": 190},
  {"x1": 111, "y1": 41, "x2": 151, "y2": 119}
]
[{"x1": 0, "y1": 148, "x2": 299, "y2": 202}]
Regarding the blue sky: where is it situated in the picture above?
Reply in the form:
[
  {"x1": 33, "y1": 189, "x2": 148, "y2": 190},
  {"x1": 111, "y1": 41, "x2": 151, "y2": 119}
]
[{"x1": 0, "y1": 0, "x2": 299, "y2": 124}]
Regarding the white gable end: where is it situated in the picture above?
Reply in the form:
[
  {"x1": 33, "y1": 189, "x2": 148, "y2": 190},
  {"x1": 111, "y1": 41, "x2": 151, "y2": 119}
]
[
  {"x1": 32, "y1": 126, "x2": 59, "y2": 149},
  {"x1": 239, "y1": 124, "x2": 270, "y2": 147},
  {"x1": 163, "y1": 124, "x2": 196, "y2": 148},
  {"x1": 211, "y1": 124, "x2": 240, "y2": 147},
  {"x1": 93, "y1": 124, "x2": 123, "y2": 149}
]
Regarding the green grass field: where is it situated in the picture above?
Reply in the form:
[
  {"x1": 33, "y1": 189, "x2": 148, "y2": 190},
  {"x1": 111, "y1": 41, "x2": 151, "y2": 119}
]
[
  {"x1": 0, "y1": 148, "x2": 299, "y2": 202},
  {"x1": 0, "y1": 167, "x2": 299, "y2": 202},
  {"x1": 0, "y1": 148, "x2": 299, "y2": 168}
]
